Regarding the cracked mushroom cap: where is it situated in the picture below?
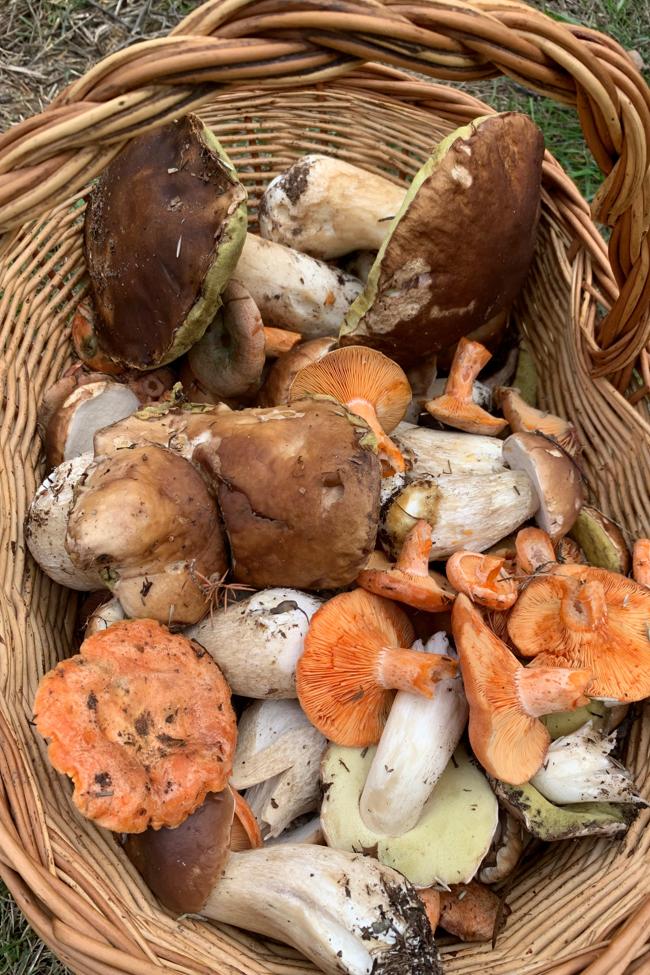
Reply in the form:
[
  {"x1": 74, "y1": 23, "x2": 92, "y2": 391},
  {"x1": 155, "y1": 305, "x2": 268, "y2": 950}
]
[
  {"x1": 297, "y1": 588, "x2": 457, "y2": 746},
  {"x1": 187, "y1": 280, "x2": 265, "y2": 399},
  {"x1": 290, "y1": 346, "x2": 411, "y2": 474},
  {"x1": 508, "y1": 565, "x2": 650, "y2": 702},
  {"x1": 339, "y1": 113, "x2": 544, "y2": 365},
  {"x1": 84, "y1": 115, "x2": 247, "y2": 369},
  {"x1": 452, "y1": 594, "x2": 591, "y2": 784},
  {"x1": 194, "y1": 398, "x2": 381, "y2": 590},
  {"x1": 34, "y1": 620, "x2": 237, "y2": 833}
]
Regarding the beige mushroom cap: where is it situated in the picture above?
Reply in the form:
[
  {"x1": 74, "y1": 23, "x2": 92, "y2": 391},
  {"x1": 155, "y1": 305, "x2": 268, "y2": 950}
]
[{"x1": 502, "y1": 432, "x2": 583, "y2": 540}]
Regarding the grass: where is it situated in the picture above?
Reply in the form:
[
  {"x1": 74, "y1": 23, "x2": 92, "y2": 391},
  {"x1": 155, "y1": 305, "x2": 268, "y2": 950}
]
[{"x1": 0, "y1": 0, "x2": 648, "y2": 972}]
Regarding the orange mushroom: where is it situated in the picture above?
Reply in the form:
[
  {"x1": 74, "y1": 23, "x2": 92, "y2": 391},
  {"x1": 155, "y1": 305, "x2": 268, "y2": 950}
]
[
  {"x1": 508, "y1": 566, "x2": 650, "y2": 703},
  {"x1": 33, "y1": 619, "x2": 237, "y2": 833},
  {"x1": 424, "y1": 338, "x2": 507, "y2": 436},
  {"x1": 263, "y1": 326, "x2": 303, "y2": 358},
  {"x1": 418, "y1": 889, "x2": 442, "y2": 931},
  {"x1": 71, "y1": 302, "x2": 123, "y2": 376},
  {"x1": 515, "y1": 526, "x2": 557, "y2": 575},
  {"x1": 452, "y1": 594, "x2": 591, "y2": 784},
  {"x1": 446, "y1": 551, "x2": 517, "y2": 611},
  {"x1": 357, "y1": 520, "x2": 455, "y2": 612},
  {"x1": 296, "y1": 589, "x2": 458, "y2": 747},
  {"x1": 495, "y1": 386, "x2": 581, "y2": 457},
  {"x1": 289, "y1": 346, "x2": 411, "y2": 474},
  {"x1": 230, "y1": 788, "x2": 263, "y2": 851},
  {"x1": 633, "y1": 539, "x2": 650, "y2": 588}
]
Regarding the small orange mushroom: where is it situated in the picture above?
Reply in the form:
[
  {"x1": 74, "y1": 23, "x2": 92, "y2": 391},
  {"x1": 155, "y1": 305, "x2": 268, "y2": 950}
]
[
  {"x1": 446, "y1": 551, "x2": 517, "y2": 611},
  {"x1": 515, "y1": 527, "x2": 557, "y2": 575},
  {"x1": 452, "y1": 594, "x2": 591, "y2": 784},
  {"x1": 424, "y1": 338, "x2": 507, "y2": 436},
  {"x1": 418, "y1": 889, "x2": 442, "y2": 931},
  {"x1": 508, "y1": 565, "x2": 650, "y2": 703},
  {"x1": 357, "y1": 520, "x2": 456, "y2": 612},
  {"x1": 296, "y1": 589, "x2": 458, "y2": 747},
  {"x1": 438, "y1": 881, "x2": 507, "y2": 943},
  {"x1": 633, "y1": 539, "x2": 650, "y2": 588},
  {"x1": 230, "y1": 788, "x2": 263, "y2": 851},
  {"x1": 289, "y1": 346, "x2": 411, "y2": 474},
  {"x1": 33, "y1": 619, "x2": 237, "y2": 833},
  {"x1": 495, "y1": 386, "x2": 581, "y2": 457},
  {"x1": 71, "y1": 302, "x2": 123, "y2": 376},
  {"x1": 263, "y1": 326, "x2": 303, "y2": 358}
]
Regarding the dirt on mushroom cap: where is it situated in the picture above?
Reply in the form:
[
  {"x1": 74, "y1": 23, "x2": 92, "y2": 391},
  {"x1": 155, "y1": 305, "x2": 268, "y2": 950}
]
[{"x1": 33, "y1": 619, "x2": 237, "y2": 833}]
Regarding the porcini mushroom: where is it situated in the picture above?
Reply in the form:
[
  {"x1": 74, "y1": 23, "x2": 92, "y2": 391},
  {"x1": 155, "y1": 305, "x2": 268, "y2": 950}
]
[
  {"x1": 66, "y1": 445, "x2": 228, "y2": 626},
  {"x1": 235, "y1": 234, "x2": 362, "y2": 337},
  {"x1": 296, "y1": 589, "x2": 457, "y2": 747},
  {"x1": 34, "y1": 619, "x2": 237, "y2": 832},
  {"x1": 321, "y1": 743, "x2": 498, "y2": 887},
  {"x1": 259, "y1": 154, "x2": 405, "y2": 259},
  {"x1": 530, "y1": 723, "x2": 646, "y2": 805},
  {"x1": 339, "y1": 113, "x2": 543, "y2": 365},
  {"x1": 492, "y1": 779, "x2": 633, "y2": 841},
  {"x1": 92, "y1": 399, "x2": 231, "y2": 462},
  {"x1": 43, "y1": 380, "x2": 139, "y2": 470},
  {"x1": 393, "y1": 421, "x2": 505, "y2": 477},
  {"x1": 185, "y1": 588, "x2": 322, "y2": 698},
  {"x1": 257, "y1": 336, "x2": 337, "y2": 406},
  {"x1": 424, "y1": 339, "x2": 507, "y2": 436},
  {"x1": 186, "y1": 280, "x2": 265, "y2": 399},
  {"x1": 265, "y1": 816, "x2": 324, "y2": 846},
  {"x1": 570, "y1": 506, "x2": 630, "y2": 574},
  {"x1": 502, "y1": 432, "x2": 584, "y2": 540},
  {"x1": 478, "y1": 811, "x2": 526, "y2": 885},
  {"x1": 508, "y1": 566, "x2": 650, "y2": 703},
  {"x1": 84, "y1": 115, "x2": 247, "y2": 369},
  {"x1": 360, "y1": 632, "x2": 468, "y2": 836},
  {"x1": 289, "y1": 346, "x2": 411, "y2": 474},
  {"x1": 446, "y1": 551, "x2": 518, "y2": 610},
  {"x1": 194, "y1": 399, "x2": 381, "y2": 590},
  {"x1": 453, "y1": 594, "x2": 592, "y2": 784},
  {"x1": 357, "y1": 520, "x2": 456, "y2": 612},
  {"x1": 231, "y1": 700, "x2": 326, "y2": 838},
  {"x1": 25, "y1": 452, "x2": 102, "y2": 591},
  {"x1": 85, "y1": 595, "x2": 126, "y2": 636},
  {"x1": 380, "y1": 472, "x2": 538, "y2": 561},
  {"x1": 495, "y1": 387, "x2": 581, "y2": 456}
]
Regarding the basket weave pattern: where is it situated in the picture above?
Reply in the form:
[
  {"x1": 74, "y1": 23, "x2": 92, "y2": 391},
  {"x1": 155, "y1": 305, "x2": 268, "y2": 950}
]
[{"x1": 1, "y1": 2, "x2": 650, "y2": 973}]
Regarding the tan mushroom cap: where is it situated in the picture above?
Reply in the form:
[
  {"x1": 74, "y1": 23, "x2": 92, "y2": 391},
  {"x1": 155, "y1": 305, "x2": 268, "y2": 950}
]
[
  {"x1": 495, "y1": 387, "x2": 581, "y2": 457},
  {"x1": 357, "y1": 520, "x2": 456, "y2": 612},
  {"x1": 508, "y1": 564, "x2": 650, "y2": 703},
  {"x1": 424, "y1": 339, "x2": 507, "y2": 436},
  {"x1": 297, "y1": 589, "x2": 457, "y2": 747},
  {"x1": 452, "y1": 594, "x2": 591, "y2": 784},
  {"x1": 515, "y1": 526, "x2": 557, "y2": 575},
  {"x1": 502, "y1": 432, "x2": 584, "y2": 540},
  {"x1": 446, "y1": 551, "x2": 517, "y2": 611},
  {"x1": 290, "y1": 346, "x2": 411, "y2": 474}
]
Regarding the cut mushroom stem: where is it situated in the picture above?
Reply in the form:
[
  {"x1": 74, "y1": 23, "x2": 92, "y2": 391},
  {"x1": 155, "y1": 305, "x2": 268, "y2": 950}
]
[
  {"x1": 258, "y1": 154, "x2": 406, "y2": 259},
  {"x1": 263, "y1": 326, "x2": 302, "y2": 357},
  {"x1": 357, "y1": 520, "x2": 456, "y2": 612},
  {"x1": 515, "y1": 527, "x2": 557, "y2": 574},
  {"x1": 424, "y1": 339, "x2": 507, "y2": 436},
  {"x1": 452, "y1": 594, "x2": 591, "y2": 784},
  {"x1": 633, "y1": 539, "x2": 650, "y2": 587},
  {"x1": 495, "y1": 387, "x2": 581, "y2": 456},
  {"x1": 360, "y1": 632, "x2": 468, "y2": 836},
  {"x1": 530, "y1": 723, "x2": 646, "y2": 805},
  {"x1": 446, "y1": 551, "x2": 517, "y2": 611},
  {"x1": 235, "y1": 234, "x2": 362, "y2": 337}
]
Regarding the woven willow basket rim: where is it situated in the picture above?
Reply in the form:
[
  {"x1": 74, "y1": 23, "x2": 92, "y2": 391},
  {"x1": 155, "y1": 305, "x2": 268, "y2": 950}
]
[{"x1": 1, "y1": 2, "x2": 650, "y2": 975}]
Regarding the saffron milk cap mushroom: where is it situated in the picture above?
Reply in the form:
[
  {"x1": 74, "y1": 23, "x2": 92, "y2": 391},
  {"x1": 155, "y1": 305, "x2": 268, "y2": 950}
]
[
  {"x1": 437, "y1": 881, "x2": 506, "y2": 943},
  {"x1": 502, "y1": 432, "x2": 584, "y2": 540},
  {"x1": 297, "y1": 589, "x2": 457, "y2": 746},
  {"x1": 634, "y1": 539, "x2": 650, "y2": 586},
  {"x1": 446, "y1": 551, "x2": 518, "y2": 611},
  {"x1": 34, "y1": 619, "x2": 237, "y2": 832},
  {"x1": 185, "y1": 588, "x2": 323, "y2": 698},
  {"x1": 515, "y1": 526, "x2": 557, "y2": 575},
  {"x1": 452, "y1": 594, "x2": 592, "y2": 784},
  {"x1": 339, "y1": 113, "x2": 543, "y2": 365},
  {"x1": 71, "y1": 302, "x2": 123, "y2": 375},
  {"x1": 424, "y1": 338, "x2": 507, "y2": 436},
  {"x1": 289, "y1": 346, "x2": 411, "y2": 475},
  {"x1": 84, "y1": 116, "x2": 247, "y2": 369},
  {"x1": 258, "y1": 153, "x2": 406, "y2": 259},
  {"x1": 495, "y1": 387, "x2": 581, "y2": 456},
  {"x1": 258, "y1": 336, "x2": 337, "y2": 406}
]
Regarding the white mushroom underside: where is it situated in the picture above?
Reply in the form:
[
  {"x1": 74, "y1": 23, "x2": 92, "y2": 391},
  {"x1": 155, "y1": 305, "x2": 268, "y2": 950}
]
[{"x1": 63, "y1": 385, "x2": 139, "y2": 461}]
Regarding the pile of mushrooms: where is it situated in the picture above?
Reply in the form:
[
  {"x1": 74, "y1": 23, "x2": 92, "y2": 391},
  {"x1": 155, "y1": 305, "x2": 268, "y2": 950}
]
[{"x1": 27, "y1": 114, "x2": 650, "y2": 975}]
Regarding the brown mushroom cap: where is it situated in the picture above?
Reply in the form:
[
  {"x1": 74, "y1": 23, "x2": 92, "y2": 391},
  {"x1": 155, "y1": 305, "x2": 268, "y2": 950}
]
[
  {"x1": 339, "y1": 113, "x2": 544, "y2": 365},
  {"x1": 66, "y1": 444, "x2": 228, "y2": 625},
  {"x1": 84, "y1": 115, "x2": 247, "y2": 369},
  {"x1": 124, "y1": 788, "x2": 235, "y2": 914},
  {"x1": 194, "y1": 398, "x2": 381, "y2": 590},
  {"x1": 92, "y1": 401, "x2": 231, "y2": 460},
  {"x1": 438, "y1": 882, "x2": 507, "y2": 942},
  {"x1": 187, "y1": 281, "x2": 265, "y2": 399},
  {"x1": 502, "y1": 432, "x2": 584, "y2": 540},
  {"x1": 258, "y1": 336, "x2": 337, "y2": 407}
]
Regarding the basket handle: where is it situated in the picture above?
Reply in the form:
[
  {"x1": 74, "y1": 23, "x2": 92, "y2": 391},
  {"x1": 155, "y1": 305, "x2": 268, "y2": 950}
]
[{"x1": 0, "y1": 0, "x2": 648, "y2": 387}]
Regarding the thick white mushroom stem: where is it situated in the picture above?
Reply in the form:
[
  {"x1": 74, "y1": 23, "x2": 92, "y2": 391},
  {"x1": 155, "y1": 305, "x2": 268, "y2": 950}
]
[
  {"x1": 393, "y1": 422, "x2": 505, "y2": 477},
  {"x1": 259, "y1": 154, "x2": 405, "y2": 259},
  {"x1": 361, "y1": 633, "x2": 468, "y2": 836},
  {"x1": 203, "y1": 845, "x2": 440, "y2": 975},
  {"x1": 235, "y1": 234, "x2": 362, "y2": 337}
]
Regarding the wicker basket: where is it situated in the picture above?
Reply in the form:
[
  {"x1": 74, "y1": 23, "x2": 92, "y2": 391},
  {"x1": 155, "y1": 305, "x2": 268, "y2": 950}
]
[{"x1": 1, "y1": 1, "x2": 650, "y2": 972}]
